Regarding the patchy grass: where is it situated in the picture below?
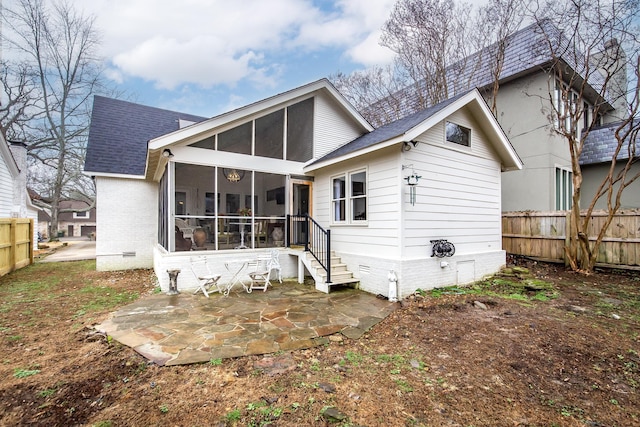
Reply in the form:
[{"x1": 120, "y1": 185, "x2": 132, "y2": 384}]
[{"x1": 427, "y1": 269, "x2": 558, "y2": 303}]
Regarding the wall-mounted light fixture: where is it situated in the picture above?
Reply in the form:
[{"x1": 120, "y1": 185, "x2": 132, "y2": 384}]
[
  {"x1": 402, "y1": 164, "x2": 422, "y2": 206},
  {"x1": 162, "y1": 149, "x2": 174, "y2": 158},
  {"x1": 402, "y1": 140, "x2": 419, "y2": 151},
  {"x1": 223, "y1": 168, "x2": 245, "y2": 183}
]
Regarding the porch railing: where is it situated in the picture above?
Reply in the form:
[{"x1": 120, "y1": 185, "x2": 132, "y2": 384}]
[{"x1": 287, "y1": 214, "x2": 331, "y2": 283}]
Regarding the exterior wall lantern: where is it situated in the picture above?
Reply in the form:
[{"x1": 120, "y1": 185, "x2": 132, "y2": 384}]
[{"x1": 403, "y1": 165, "x2": 421, "y2": 206}]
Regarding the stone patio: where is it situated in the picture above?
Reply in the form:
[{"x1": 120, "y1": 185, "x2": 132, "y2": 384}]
[{"x1": 96, "y1": 281, "x2": 397, "y2": 366}]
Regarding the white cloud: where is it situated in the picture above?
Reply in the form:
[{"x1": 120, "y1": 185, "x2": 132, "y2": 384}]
[
  {"x1": 112, "y1": 35, "x2": 262, "y2": 90},
  {"x1": 346, "y1": 31, "x2": 396, "y2": 67},
  {"x1": 76, "y1": 0, "x2": 397, "y2": 89}
]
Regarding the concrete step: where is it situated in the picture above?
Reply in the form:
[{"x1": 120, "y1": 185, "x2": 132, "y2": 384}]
[
  {"x1": 317, "y1": 270, "x2": 354, "y2": 282},
  {"x1": 310, "y1": 261, "x2": 348, "y2": 272},
  {"x1": 326, "y1": 277, "x2": 360, "y2": 287}
]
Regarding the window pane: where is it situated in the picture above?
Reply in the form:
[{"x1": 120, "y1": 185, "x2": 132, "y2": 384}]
[
  {"x1": 333, "y1": 177, "x2": 346, "y2": 199},
  {"x1": 287, "y1": 98, "x2": 314, "y2": 161},
  {"x1": 218, "y1": 122, "x2": 252, "y2": 154},
  {"x1": 217, "y1": 168, "x2": 250, "y2": 215},
  {"x1": 445, "y1": 121, "x2": 470, "y2": 146},
  {"x1": 175, "y1": 163, "x2": 216, "y2": 217},
  {"x1": 352, "y1": 198, "x2": 366, "y2": 221},
  {"x1": 189, "y1": 135, "x2": 215, "y2": 149},
  {"x1": 556, "y1": 168, "x2": 561, "y2": 210},
  {"x1": 334, "y1": 200, "x2": 345, "y2": 221},
  {"x1": 255, "y1": 110, "x2": 284, "y2": 159},
  {"x1": 351, "y1": 172, "x2": 366, "y2": 196},
  {"x1": 255, "y1": 172, "x2": 286, "y2": 217}
]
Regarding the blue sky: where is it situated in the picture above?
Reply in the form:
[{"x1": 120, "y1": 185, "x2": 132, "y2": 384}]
[{"x1": 75, "y1": 0, "x2": 399, "y2": 117}]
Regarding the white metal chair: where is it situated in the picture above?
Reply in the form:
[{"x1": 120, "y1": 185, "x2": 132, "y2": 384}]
[
  {"x1": 267, "y1": 249, "x2": 282, "y2": 283},
  {"x1": 190, "y1": 257, "x2": 222, "y2": 297},
  {"x1": 246, "y1": 256, "x2": 271, "y2": 292}
]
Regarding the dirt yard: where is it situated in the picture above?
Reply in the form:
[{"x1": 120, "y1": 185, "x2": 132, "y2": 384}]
[{"x1": 0, "y1": 256, "x2": 638, "y2": 426}]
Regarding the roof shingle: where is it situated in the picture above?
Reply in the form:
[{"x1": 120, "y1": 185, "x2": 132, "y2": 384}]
[
  {"x1": 85, "y1": 96, "x2": 206, "y2": 176},
  {"x1": 580, "y1": 120, "x2": 638, "y2": 165}
]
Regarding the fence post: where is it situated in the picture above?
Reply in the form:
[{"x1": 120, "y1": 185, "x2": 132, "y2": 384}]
[{"x1": 10, "y1": 219, "x2": 17, "y2": 274}]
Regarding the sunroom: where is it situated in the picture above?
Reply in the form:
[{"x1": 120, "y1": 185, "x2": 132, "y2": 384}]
[{"x1": 156, "y1": 97, "x2": 316, "y2": 254}]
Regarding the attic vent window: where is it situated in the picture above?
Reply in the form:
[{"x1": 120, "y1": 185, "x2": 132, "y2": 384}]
[{"x1": 445, "y1": 121, "x2": 470, "y2": 146}]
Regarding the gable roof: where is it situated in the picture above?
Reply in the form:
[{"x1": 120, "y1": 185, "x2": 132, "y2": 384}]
[
  {"x1": 580, "y1": 119, "x2": 638, "y2": 165},
  {"x1": 148, "y1": 78, "x2": 372, "y2": 150},
  {"x1": 85, "y1": 96, "x2": 207, "y2": 177},
  {"x1": 0, "y1": 133, "x2": 20, "y2": 178},
  {"x1": 306, "y1": 88, "x2": 522, "y2": 172}
]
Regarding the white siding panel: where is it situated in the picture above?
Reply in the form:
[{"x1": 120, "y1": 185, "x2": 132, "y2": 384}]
[
  {"x1": 403, "y1": 117, "x2": 503, "y2": 258},
  {"x1": 0, "y1": 159, "x2": 13, "y2": 217},
  {"x1": 312, "y1": 146, "x2": 402, "y2": 258},
  {"x1": 314, "y1": 92, "x2": 366, "y2": 160}
]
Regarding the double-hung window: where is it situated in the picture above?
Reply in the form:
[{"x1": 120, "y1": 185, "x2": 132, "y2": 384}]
[
  {"x1": 332, "y1": 170, "x2": 367, "y2": 223},
  {"x1": 555, "y1": 166, "x2": 573, "y2": 210},
  {"x1": 332, "y1": 176, "x2": 346, "y2": 222}
]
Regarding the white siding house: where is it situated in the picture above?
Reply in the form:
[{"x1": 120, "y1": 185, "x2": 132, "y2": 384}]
[
  {"x1": 0, "y1": 135, "x2": 38, "y2": 250},
  {"x1": 307, "y1": 89, "x2": 521, "y2": 296},
  {"x1": 85, "y1": 80, "x2": 521, "y2": 297}
]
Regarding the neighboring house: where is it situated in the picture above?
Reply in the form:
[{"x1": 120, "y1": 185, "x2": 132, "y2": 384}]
[
  {"x1": 579, "y1": 120, "x2": 639, "y2": 209},
  {"x1": 369, "y1": 20, "x2": 635, "y2": 211},
  {"x1": 37, "y1": 207, "x2": 51, "y2": 240},
  {"x1": 0, "y1": 134, "x2": 39, "y2": 249},
  {"x1": 85, "y1": 80, "x2": 521, "y2": 298},
  {"x1": 55, "y1": 200, "x2": 97, "y2": 238}
]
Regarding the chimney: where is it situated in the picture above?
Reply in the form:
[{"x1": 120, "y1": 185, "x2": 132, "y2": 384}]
[
  {"x1": 592, "y1": 38, "x2": 628, "y2": 122},
  {"x1": 8, "y1": 141, "x2": 29, "y2": 218}
]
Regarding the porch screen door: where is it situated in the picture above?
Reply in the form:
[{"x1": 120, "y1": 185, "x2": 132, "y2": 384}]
[{"x1": 290, "y1": 179, "x2": 312, "y2": 245}]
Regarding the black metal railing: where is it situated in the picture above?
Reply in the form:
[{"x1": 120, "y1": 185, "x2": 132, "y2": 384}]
[{"x1": 287, "y1": 214, "x2": 331, "y2": 283}]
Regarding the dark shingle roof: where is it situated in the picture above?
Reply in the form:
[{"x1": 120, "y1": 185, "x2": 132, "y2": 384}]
[
  {"x1": 312, "y1": 90, "x2": 471, "y2": 165},
  {"x1": 370, "y1": 20, "x2": 608, "y2": 123},
  {"x1": 85, "y1": 96, "x2": 206, "y2": 176},
  {"x1": 580, "y1": 119, "x2": 638, "y2": 165}
]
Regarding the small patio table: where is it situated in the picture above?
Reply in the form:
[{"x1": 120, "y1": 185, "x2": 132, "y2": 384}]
[
  {"x1": 224, "y1": 261, "x2": 249, "y2": 294},
  {"x1": 229, "y1": 221, "x2": 249, "y2": 249}
]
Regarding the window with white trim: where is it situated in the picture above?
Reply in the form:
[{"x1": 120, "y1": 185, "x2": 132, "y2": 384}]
[
  {"x1": 332, "y1": 170, "x2": 367, "y2": 223},
  {"x1": 553, "y1": 80, "x2": 578, "y2": 138},
  {"x1": 445, "y1": 121, "x2": 470, "y2": 146},
  {"x1": 73, "y1": 211, "x2": 89, "y2": 219},
  {"x1": 332, "y1": 175, "x2": 346, "y2": 222},
  {"x1": 555, "y1": 167, "x2": 573, "y2": 210}
]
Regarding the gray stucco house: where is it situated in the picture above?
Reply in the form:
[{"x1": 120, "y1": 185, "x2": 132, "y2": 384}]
[{"x1": 369, "y1": 20, "x2": 636, "y2": 211}]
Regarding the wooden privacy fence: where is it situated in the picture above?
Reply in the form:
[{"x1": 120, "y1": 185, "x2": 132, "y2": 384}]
[
  {"x1": 502, "y1": 210, "x2": 640, "y2": 267},
  {"x1": 0, "y1": 218, "x2": 34, "y2": 277}
]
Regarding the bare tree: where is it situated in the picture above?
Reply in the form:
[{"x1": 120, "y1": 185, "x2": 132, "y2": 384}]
[
  {"x1": 1, "y1": 0, "x2": 104, "y2": 237},
  {"x1": 333, "y1": 0, "x2": 526, "y2": 125},
  {"x1": 331, "y1": 64, "x2": 410, "y2": 127},
  {"x1": 534, "y1": 0, "x2": 640, "y2": 271},
  {"x1": 380, "y1": 0, "x2": 477, "y2": 108},
  {"x1": 477, "y1": 0, "x2": 527, "y2": 115},
  {"x1": 0, "y1": 60, "x2": 40, "y2": 141}
]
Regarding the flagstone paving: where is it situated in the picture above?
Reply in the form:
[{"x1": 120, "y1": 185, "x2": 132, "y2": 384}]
[{"x1": 96, "y1": 281, "x2": 397, "y2": 366}]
